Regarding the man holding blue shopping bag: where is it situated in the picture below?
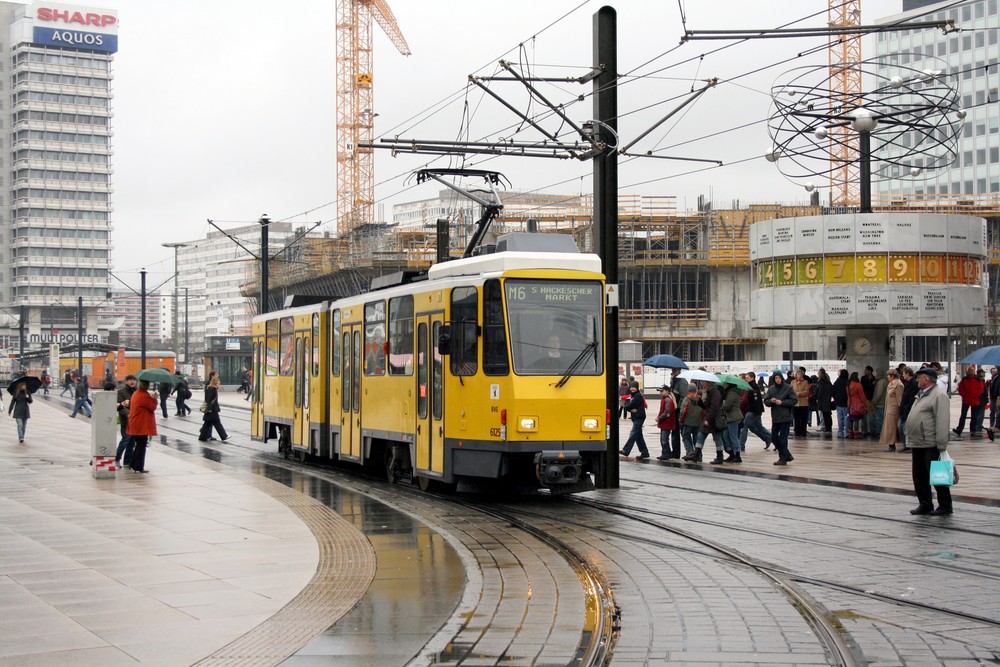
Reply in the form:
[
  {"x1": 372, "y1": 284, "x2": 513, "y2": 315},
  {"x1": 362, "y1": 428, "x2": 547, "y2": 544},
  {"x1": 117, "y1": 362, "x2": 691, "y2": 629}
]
[{"x1": 903, "y1": 368, "x2": 953, "y2": 516}]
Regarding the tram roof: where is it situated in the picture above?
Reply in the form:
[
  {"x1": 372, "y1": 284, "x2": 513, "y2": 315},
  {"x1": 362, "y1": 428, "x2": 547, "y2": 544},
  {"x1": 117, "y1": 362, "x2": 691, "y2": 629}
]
[{"x1": 427, "y1": 251, "x2": 603, "y2": 281}]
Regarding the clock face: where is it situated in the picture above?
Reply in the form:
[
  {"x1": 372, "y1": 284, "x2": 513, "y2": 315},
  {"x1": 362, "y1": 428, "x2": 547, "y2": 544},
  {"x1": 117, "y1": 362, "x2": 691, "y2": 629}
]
[{"x1": 853, "y1": 337, "x2": 872, "y2": 355}]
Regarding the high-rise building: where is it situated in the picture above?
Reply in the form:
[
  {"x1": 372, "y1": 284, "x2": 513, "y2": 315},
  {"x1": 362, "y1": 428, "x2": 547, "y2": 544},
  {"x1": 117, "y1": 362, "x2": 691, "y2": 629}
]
[
  {"x1": 874, "y1": 0, "x2": 999, "y2": 198},
  {"x1": 0, "y1": 2, "x2": 117, "y2": 354}
]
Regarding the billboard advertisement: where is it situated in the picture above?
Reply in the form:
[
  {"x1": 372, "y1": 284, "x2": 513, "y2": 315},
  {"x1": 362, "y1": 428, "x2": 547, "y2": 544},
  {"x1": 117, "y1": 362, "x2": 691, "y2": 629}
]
[{"x1": 30, "y1": 3, "x2": 118, "y2": 54}]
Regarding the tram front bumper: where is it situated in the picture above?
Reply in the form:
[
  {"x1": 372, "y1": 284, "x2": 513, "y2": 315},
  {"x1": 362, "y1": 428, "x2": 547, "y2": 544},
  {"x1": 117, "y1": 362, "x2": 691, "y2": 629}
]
[{"x1": 534, "y1": 450, "x2": 583, "y2": 487}]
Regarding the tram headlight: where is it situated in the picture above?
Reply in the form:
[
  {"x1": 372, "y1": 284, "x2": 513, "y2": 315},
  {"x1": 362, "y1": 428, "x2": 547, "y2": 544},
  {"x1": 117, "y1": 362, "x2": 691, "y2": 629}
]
[
  {"x1": 581, "y1": 417, "x2": 601, "y2": 431},
  {"x1": 518, "y1": 417, "x2": 538, "y2": 432}
]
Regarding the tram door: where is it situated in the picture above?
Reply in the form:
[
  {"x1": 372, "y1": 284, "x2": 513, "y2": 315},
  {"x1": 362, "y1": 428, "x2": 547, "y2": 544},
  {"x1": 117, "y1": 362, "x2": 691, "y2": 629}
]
[
  {"x1": 293, "y1": 334, "x2": 311, "y2": 451},
  {"x1": 251, "y1": 341, "x2": 264, "y2": 439},
  {"x1": 339, "y1": 324, "x2": 363, "y2": 461},
  {"x1": 415, "y1": 315, "x2": 445, "y2": 475}
]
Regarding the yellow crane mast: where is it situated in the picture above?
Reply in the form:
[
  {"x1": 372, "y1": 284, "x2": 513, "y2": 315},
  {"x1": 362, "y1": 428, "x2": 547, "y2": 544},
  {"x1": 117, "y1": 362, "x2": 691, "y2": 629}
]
[
  {"x1": 828, "y1": 0, "x2": 863, "y2": 207},
  {"x1": 336, "y1": 0, "x2": 410, "y2": 237}
]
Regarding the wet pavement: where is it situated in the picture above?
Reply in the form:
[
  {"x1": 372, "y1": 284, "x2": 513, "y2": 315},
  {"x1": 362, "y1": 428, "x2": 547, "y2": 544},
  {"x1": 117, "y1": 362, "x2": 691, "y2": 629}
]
[{"x1": 0, "y1": 389, "x2": 996, "y2": 665}]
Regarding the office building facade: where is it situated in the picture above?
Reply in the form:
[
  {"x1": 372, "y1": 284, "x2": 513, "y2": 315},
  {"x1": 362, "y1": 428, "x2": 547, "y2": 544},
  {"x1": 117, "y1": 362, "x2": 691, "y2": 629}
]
[
  {"x1": 875, "y1": 0, "x2": 1000, "y2": 197},
  {"x1": 0, "y1": 1, "x2": 117, "y2": 354}
]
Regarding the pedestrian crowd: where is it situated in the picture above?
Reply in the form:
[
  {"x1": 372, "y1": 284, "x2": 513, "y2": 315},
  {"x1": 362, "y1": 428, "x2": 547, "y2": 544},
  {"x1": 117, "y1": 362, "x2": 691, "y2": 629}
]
[{"x1": 619, "y1": 359, "x2": 981, "y2": 516}]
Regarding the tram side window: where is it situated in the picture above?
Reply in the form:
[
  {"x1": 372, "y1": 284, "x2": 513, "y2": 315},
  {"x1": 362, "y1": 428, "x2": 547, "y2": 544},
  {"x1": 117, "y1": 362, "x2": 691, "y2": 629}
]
[
  {"x1": 450, "y1": 286, "x2": 478, "y2": 376},
  {"x1": 364, "y1": 300, "x2": 386, "y2": 376},
  {"x1": 279, "y1": 316, "x2": 295, "y2": 376},
  {"x1": 330, "y1": 309, "x2": 341, "y2": 376},
  {"x1": 483, "y1": 279, "x2": 509, "y2": 375},
  {"x1": 312, "y1": 314, "x2": 320, "y2": 377},
  {"x1": 388, "y1": 295, "x2": 414, "y2": 375},
  {"x1": 265, "y1": 319, "x2": 279, "y2": 376}
]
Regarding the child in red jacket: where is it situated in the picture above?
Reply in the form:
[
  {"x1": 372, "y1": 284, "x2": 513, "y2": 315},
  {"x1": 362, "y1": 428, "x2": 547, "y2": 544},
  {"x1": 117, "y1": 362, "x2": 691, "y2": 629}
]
[{"x1": 655, "y1": 384, "x2": 678, "y2": 460}]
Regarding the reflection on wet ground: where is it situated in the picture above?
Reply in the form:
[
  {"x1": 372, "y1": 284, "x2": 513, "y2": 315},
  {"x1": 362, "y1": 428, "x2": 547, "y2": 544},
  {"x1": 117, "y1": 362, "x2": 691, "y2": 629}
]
[{"x1": 162, "y1": 436, "x2": 464, "y2": 666}]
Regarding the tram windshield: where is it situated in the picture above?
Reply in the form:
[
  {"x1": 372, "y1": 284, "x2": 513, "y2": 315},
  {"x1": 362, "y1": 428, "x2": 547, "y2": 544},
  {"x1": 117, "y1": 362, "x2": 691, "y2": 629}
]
[{"x1": 505, "y1": 279, "x2": 604, "y2": 376}]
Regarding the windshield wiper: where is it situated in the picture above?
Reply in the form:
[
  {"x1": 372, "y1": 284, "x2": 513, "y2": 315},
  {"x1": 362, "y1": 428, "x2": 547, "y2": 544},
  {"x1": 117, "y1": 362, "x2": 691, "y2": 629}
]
[{"x1": 555, "y1": 339, "x2": 597, "y2": 388}]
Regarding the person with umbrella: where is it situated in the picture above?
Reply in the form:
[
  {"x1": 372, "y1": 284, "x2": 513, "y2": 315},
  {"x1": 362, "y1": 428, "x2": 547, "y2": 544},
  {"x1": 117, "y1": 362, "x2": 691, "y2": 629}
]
[
  {"x1": 126, "y1": 379, "x2": 158, "y2": 473},
  {"x1": 8, "y1": 378, "x2": 35, "y2": 443}
]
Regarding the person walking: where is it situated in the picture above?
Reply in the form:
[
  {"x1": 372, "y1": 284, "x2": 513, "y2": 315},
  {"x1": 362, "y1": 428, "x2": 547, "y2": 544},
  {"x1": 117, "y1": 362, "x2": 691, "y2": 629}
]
[
  {"x1": 833, "y1": 369, "x2": 850, "y2": 438},
  {"x1": 790, "y1": 369, "x2": 810, "y2": 437},
  {"x1": 198, "y1": 375, "x2": 230, "y2": 442},
  {"x1": 126, "y1": 379, "x2": 157, "y2": 473},
  {"x1": 40, "y1": 369, "x2": 50, "y2": 395},
  {"x1": 654, "y1": 384, "x2": 677, "y2": 460},
  {"x1": 115, "y1": 375, "x2": 137, "y2": 468},
  {"x1": 973, "y1": 368, "x2": 988, "y2": 436},
  {"x1": 69, "y1": 376, "x2": 92, "y2": 418},
  {"x1": 8, "y1": 381, "x2": 32, "y2": 443},
  {"x1": 860, "y1": 366, "x2": 876, "y2": 436},
  {"x1": 174, "y1": 372, "x2": 192, "y2": 416},
  {"x1": 157, "y1": 381, "x2": 172, "y2": 419},
  {"x1": 989, "y1": 367, "x2": 1000, "y2": 434},
  {"x1": 679, "y1": 386, "x2": 704, "y2": 461},
  {"x1": 715, "y1": 381, "x2": 743, "y2": 464},
  {"x1": 243, "y1": 368, "x2": 253, "y2": 402},
  {"x1": 764, "y1": 371, "x2": 797, "y2": 465},
  {"x1": 903, "y1": 368, "x2": 953, "y2": 516},
  {"x1": 59, "y1": 369, "x2": 73, "y2": 397},
  {"x1": 742, "y1": 375, "x2": 772, "y2": 450},
  {"x1": 695, "y1": 380, "x2": 723, "y2": 464},
  {"x1": 953, "y1": 367, "x2": 983, "y2": 438},
  {"x1": 880, "y1": 369, "x2": 903, "y2": 451},
  {"x1": 668, "y1": 368, "x2": 689, "y2": 458},
  {"x1": 619, "y1": 381, "x2": 649, "y2": 459},
  {"x1": 847, "y1": 372, "x2": 869, "y2": 439}
]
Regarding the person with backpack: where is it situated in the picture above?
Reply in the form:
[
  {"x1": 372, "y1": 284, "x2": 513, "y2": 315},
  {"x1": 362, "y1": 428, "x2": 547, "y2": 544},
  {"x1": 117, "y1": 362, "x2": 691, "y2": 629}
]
[
  {"x1": 618, "y1": 381, "x2": 649, "y2": 460},
  {"x1": 654, "y1": 384, "x2": 677, "y2": 460},
  {"x1": 174, "y1": 371, "x2": 192, "y2": 416}
]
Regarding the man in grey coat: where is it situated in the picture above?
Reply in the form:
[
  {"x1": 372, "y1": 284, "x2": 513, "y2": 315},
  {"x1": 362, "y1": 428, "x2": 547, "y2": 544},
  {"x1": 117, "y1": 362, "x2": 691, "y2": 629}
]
[{"x1": 903, "y1": 368, "x2": 953, "y2": 516}]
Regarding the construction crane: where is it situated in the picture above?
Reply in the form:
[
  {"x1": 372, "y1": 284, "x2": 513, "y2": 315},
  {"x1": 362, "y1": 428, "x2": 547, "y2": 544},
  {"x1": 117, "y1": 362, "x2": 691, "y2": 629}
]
[
  {"x1": 828, "y1": 0, "x2": 863, "y2": 207},
  {"x1": 336, "y1": 0, "x2": 410, "y2": 237}
]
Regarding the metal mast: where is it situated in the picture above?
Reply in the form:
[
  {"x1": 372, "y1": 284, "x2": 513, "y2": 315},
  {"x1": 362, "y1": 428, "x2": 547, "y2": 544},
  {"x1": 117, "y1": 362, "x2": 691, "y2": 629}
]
[
  {"x1": 828, "y1": 0, "x2": 863, "y2": 207},
  {"x1": 335, "y1": 0, "x2": 410, "y2": 237}
]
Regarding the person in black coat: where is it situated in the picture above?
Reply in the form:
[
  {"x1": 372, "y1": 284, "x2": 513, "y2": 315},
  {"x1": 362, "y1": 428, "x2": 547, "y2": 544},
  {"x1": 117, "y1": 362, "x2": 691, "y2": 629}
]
[
  {"x1": 832, "y1": 369, "x2": 849, "y2": 438},
  {"x1": 8, "y1": 382, "x2": 32, "y2": 443},
  {"x1": 618, "y1": 382, "x2": 649, "y2": 459},
  {"x1": 815, "y1": 369, "x2": 834, "y2": 435},
  {"x1": 174, "y1": 372, "x2": 191, "y2": 416},
  {"x1": 198, "y1": 375, "x2": 229, "y2": 442}
]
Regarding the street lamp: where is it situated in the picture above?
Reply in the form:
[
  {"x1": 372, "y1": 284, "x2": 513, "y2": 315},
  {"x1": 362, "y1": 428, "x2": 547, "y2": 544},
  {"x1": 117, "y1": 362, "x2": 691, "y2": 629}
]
[{"x1": 161, "y1": 242, "x2": 188, "y2": 359}]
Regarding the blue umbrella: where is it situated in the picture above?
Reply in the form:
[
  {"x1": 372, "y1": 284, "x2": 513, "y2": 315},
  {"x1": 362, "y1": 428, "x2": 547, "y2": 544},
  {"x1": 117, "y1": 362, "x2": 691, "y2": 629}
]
[
  {"x1": 643, "y1": 354, "x2": 689, "y2": 370},
  {"x1": 960, "y1": 345, "x2": 1000, "y2": 366}
]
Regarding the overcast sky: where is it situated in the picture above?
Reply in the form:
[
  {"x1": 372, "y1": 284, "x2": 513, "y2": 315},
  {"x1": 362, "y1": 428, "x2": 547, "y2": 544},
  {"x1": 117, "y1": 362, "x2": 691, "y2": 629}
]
[{"x1": 93, "y1": 0, "x2": 909, "y2": 287}]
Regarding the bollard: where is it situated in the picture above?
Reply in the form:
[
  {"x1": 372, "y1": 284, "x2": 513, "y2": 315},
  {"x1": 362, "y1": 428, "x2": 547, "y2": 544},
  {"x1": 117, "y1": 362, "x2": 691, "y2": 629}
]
[{"x1": 91, "y1": 392, "x2": 118, "y2": 478}]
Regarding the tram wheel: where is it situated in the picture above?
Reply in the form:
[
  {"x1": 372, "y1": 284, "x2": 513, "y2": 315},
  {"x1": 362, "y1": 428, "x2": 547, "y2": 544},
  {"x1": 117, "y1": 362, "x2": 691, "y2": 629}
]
[
  {"x1": 417, "y1": 475, "x2": 456, "y2": 494},
  {"x1": 295, "y1": 449, "x2": 307, "y2": 463}
]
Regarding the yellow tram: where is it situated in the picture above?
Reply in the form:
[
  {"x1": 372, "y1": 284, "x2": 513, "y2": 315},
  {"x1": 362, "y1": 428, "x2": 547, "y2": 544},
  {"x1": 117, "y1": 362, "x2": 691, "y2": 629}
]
[{"x1": 250, "y1": 233, "x2": 608, "y2": 493}]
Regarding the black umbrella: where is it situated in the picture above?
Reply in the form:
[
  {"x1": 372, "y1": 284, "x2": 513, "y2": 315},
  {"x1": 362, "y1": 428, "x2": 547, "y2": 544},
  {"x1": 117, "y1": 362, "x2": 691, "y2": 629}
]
[{"x1": 8, "y1": 376, "x2": 42, "y2": 395}]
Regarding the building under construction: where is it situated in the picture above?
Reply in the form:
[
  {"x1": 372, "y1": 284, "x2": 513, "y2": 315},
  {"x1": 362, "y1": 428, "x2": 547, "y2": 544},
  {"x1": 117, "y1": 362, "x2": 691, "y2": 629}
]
[{"x1": 243, "y1": 191, "x2": 1000, "y2": 364}]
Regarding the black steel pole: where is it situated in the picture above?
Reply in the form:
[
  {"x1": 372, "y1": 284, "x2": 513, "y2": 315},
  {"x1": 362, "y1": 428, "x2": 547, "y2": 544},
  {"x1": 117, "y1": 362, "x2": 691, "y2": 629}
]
[
  {"x1": 184, "y1": 287, "x2": 189, "y2": 365},
  {"x1": 18, "y1": 305, "x2": 25, "y2": 375},
  {"x1": 593, "y1": 6, "x2": 619, "y2": 488},
  {"x1": 860, "y1": 132, "x2": 872, "y2": 214},
  {"x1": 140, "y1": 269, "x2": 147, "y2": 369},
  {"x1": 77, "y1": 296, "x2": 83, "y2": 382},
  {"x1": 260, "y1": 215, "x2": 270, "y2": 315}
]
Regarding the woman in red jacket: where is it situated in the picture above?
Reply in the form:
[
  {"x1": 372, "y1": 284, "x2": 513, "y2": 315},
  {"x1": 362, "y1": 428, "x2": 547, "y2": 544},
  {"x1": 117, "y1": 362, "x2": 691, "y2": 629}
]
[
  {"x1": 126, "y1": 380, "x2": 158, "y2": 473},
  {"x1": 847, "y1": 372, "x2": 869, "y2": 439}
]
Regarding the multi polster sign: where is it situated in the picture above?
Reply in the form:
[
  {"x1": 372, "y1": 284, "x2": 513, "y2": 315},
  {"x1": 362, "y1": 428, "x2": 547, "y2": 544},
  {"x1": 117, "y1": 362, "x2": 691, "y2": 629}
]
[{"x1": 30, "y1": 2, "x2": 119, "y2": 54}]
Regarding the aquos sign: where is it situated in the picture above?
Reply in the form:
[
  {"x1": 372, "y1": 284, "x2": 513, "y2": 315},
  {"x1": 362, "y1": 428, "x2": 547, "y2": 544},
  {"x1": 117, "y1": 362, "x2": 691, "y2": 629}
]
[{"x1": 31, "y1": 2, "x2": 119, "y2": 54}]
